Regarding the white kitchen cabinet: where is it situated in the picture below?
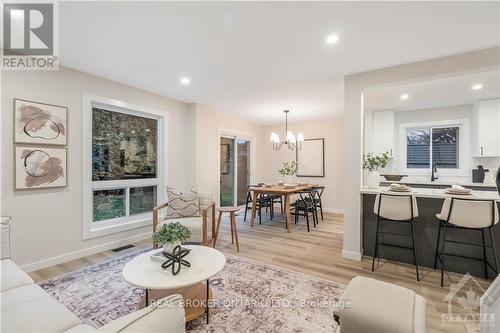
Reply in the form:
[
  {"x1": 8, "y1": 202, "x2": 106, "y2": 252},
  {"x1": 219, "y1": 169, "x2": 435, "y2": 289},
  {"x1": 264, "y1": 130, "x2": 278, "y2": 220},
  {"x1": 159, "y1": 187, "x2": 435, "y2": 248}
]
[
  {"x1": 372, "y1": 110, "x2": 394, "y2": 157},
  {"x1": 477, "y1": 99, "x2": 500, "y2": 157}
]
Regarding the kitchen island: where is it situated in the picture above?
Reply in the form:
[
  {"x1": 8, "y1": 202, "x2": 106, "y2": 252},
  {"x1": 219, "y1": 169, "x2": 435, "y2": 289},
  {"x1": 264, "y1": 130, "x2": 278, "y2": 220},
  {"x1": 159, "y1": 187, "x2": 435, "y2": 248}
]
[{"x1": 361, "y1": 187, "x2": 500, "y2": 279}]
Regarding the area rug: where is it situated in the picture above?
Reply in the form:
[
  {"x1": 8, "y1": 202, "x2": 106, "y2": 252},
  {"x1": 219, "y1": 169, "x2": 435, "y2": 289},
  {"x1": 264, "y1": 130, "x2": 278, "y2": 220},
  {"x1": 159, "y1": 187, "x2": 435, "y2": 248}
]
[{"x1": 39, "y1": 246, "x2": 344, "y2": 332}]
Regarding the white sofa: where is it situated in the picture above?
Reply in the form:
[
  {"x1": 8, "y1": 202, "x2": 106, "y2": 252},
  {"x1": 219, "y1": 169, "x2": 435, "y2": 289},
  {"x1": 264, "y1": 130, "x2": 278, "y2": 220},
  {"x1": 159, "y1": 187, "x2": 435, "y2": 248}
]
[{"x1": 0, "y1": 259, "x2": 186, "y2": 333}]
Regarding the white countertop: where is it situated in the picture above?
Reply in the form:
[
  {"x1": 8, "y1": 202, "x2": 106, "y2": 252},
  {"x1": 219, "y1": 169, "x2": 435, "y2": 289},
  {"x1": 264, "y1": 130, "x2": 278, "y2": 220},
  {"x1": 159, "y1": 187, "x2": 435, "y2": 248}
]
[
  {"x1": 379, "y1": 179, "x2": 497, "y2": 188},
  {"x1": 361, "y1": 186, "x2": 500, "y2": 201}
]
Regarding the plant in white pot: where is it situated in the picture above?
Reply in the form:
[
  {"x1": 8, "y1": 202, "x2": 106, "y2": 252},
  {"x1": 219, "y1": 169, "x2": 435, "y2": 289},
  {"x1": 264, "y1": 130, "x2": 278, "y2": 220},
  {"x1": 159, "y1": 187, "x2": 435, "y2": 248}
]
[
  {"x1": 363, "y1": 152, "x2": 389, "y2": 189},
  {"x1": 278, "y1": 160, "x2": 297, "y2": 184},
  {"x1": 153, "y1": 222, "x2": 191, "y2": 254}
]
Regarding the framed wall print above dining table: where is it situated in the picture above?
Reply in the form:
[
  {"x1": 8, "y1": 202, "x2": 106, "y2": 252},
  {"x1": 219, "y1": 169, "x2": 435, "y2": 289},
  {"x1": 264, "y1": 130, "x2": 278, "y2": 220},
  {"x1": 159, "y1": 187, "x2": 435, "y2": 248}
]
[{"x1": 296, "y1": 138, "x2": 324, "y2": 177}]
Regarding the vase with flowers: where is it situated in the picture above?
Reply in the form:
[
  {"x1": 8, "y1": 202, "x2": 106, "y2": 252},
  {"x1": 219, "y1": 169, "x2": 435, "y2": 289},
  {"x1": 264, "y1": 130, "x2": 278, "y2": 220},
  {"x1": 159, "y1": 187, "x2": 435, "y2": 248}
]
[
  {"x1": 363, "y1": 152, "x2": 389, "y2": 189},
  {"x1": 278, "y1": 160, "x2": 297, "y2": 184}
]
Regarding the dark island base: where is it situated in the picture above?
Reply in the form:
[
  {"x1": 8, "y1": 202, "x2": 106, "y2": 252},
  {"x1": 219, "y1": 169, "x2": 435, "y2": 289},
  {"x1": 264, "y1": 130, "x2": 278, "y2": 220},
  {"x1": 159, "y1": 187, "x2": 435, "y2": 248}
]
[{"x1": 362, "y1": 194, "x2": 500, "y2": 280}]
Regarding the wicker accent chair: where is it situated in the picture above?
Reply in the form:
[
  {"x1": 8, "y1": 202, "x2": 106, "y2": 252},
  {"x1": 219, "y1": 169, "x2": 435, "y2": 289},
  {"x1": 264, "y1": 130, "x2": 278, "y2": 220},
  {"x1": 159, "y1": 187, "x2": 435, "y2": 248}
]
[{"x1": 152, "y1": 192, "x2": 216, "y2": 248}]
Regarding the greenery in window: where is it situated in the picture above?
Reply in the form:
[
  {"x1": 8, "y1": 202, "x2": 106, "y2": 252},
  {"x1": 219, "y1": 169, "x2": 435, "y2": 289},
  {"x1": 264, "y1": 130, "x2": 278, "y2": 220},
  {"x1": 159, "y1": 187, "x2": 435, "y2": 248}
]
[
  {"x1": 92, "y1": 108, "x2": 158, "y2": 181},
  {"x1": 93, "y1": 189, "x2": 126, "y2": 222}
]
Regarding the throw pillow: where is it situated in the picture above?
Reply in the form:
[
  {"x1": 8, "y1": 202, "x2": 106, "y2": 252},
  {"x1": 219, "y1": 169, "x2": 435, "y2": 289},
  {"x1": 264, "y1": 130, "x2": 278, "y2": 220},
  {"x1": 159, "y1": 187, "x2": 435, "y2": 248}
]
[{"x1": 166, "y1": 187, "x2": 201, "y2": 218}]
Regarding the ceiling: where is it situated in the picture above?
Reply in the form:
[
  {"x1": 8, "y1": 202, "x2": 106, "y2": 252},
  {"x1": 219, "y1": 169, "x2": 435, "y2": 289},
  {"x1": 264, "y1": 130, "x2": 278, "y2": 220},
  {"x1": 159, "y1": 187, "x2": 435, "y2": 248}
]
[
  {"x1": 364, "y1": 70, "x2": 500, "y2": 112},
  {"x1": 58, "y1": 2, "x2": 500, "y2": 124}
]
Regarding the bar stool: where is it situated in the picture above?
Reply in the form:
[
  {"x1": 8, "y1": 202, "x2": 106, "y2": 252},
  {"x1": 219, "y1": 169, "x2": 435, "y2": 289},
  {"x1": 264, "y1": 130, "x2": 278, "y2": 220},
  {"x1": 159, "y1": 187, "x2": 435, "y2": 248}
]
[
  {"x1": 434, "y1": 198, "x2": 499, "y2": 287},
  {"x1": 213, "y1": 206, "x2": 240, "y2": 252},
  {"x1": 372, "y1": 193, "x2": 420, "y2": 281}
]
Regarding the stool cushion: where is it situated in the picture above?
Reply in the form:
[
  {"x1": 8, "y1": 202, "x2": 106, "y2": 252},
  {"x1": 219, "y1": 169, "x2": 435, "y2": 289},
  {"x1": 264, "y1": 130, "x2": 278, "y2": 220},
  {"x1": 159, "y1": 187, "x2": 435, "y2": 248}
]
[
  {"x1": 374, "y1": 194, "x2": 419, "y2": 220},
  {"x1": 338, "y1": 276, "x2": 425, "y2": 333},
  {"x1": 437, "y1": 198, "x2": 499, "y2": 228}
]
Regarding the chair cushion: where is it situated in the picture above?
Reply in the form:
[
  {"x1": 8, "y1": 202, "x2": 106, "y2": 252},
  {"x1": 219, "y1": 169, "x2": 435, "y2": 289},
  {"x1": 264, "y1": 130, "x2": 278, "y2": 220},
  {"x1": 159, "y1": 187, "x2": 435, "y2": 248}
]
[
  {"x1": 339, "y1": 276, "x2": 420, "y2": 333},
  {"x1": 159, "y1": 217, "x2": 209, "y2": 243},
  {"x1": 1, "y1": 259, "x2": 34, "y2": 292},
  {"x1": 0, "y1": 284, "x2": 51, "y2": 310},
  {"x1": 166, "y1": 187, "x2": 200, "y2": 218},
  {"x1": 1, "y1": 298, "x2": 82, "y2": 333}
]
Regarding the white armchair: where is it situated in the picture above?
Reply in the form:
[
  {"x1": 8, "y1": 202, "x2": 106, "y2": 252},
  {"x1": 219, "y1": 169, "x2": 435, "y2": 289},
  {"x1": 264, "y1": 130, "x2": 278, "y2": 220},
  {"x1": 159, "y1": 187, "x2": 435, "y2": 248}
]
[{"x1": 152, "y1": 192, "x2": 216, "y2": 246}]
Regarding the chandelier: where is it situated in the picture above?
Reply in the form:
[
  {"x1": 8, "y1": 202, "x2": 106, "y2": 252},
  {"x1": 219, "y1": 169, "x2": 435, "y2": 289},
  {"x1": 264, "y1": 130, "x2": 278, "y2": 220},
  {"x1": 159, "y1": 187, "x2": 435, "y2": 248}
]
[{"x1": 270, "y1": 110, "x2": 304, "y2": 151}]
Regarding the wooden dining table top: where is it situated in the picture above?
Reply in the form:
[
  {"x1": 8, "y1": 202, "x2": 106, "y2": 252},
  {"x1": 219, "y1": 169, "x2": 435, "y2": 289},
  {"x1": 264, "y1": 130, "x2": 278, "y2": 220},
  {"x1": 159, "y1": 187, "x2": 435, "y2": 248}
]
[{"x1": 249, "y1": 184, "x2": 318, "y2": 195}]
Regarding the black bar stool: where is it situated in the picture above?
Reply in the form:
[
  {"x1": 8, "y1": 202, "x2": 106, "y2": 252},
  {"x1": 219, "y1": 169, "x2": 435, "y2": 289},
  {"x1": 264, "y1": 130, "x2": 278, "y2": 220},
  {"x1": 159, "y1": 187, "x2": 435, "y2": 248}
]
[
  {"x1": 434, "y1": 197, "x2": 499, "y2": 287},
  {"x1": 372, "y1": 193, "x2": 420, "y2": 281}
]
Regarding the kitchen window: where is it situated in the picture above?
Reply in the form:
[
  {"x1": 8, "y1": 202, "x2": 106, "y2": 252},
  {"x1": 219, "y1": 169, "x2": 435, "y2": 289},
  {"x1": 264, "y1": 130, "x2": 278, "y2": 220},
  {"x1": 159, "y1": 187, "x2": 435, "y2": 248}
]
[
  {"x1": 406, "y1": 127, "x2": 459, "y2": 169},
  {"x1": 399, "y1": 119, "x2": 469, "y2": 176},
  {"x1": 83, "y1": 94, "x2": 165, "y2": 239}
]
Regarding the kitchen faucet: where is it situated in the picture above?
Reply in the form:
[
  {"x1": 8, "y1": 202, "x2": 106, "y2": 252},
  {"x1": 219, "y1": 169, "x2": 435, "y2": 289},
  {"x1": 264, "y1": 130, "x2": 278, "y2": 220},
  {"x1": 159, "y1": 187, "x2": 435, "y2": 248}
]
[{"x1": 431, "y1": 163, "x2": 438, "y2": 182}]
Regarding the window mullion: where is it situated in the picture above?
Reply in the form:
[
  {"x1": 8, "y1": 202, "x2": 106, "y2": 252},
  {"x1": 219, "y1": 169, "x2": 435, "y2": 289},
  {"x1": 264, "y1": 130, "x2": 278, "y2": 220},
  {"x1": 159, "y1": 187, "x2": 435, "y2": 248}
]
[
  {"x1": 125, "y1": 187, "x2": 130, "y2": 217},
  {"x1": 429, "y1": 127, "x2": 433, "y2": 168}
]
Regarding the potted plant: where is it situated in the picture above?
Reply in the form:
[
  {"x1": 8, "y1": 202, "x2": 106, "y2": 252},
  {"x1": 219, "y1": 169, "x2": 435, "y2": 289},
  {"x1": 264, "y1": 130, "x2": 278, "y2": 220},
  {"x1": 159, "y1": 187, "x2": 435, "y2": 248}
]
[
  {"x1": 153, "y1": 222, "x2": 192, "y2": 253},
  {"x1": 278, "y1": 160, "x2": 297, "y2": 184},
  {"x1": 363, "y1": 152, "x2": 389, "y2": 189}
]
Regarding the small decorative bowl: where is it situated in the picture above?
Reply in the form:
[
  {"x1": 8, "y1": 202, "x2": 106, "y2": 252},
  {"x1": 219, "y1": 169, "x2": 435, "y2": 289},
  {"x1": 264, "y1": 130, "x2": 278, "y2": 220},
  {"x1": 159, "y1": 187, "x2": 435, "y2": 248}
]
[{"x1": 381, "y1": 175, "x2": 408, "y2": 182}]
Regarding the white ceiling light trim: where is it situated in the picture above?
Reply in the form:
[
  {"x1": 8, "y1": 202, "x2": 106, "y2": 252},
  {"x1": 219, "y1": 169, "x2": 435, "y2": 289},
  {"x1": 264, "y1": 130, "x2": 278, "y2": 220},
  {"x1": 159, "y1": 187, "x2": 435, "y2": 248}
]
[
  {"x1": 180, "y1": 77, "x2": 191, "y2": 85},
  {"x1": 471, "y1": 84, "x2": 483, "y2": 90},
  {"x1": 400, "y1": 94, "x2": 410, "y2": 100}
]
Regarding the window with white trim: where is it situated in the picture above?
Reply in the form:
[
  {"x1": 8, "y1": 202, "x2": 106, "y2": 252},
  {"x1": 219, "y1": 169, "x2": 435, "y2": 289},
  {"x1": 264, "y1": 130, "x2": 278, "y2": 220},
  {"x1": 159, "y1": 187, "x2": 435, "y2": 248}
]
[
  {"x1": 91, "y1": 106, "x2": 160, "y2": 225},
  {"x1": 406, "y1": 126, "x2": 459, "y2": 170}
]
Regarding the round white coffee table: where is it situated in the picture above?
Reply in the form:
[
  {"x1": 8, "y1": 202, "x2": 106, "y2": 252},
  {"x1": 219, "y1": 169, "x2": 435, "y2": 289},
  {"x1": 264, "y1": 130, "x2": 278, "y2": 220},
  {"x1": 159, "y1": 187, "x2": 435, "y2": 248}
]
[{"x1": 122, "y1": 245, "x2": 225, "y2": 323}]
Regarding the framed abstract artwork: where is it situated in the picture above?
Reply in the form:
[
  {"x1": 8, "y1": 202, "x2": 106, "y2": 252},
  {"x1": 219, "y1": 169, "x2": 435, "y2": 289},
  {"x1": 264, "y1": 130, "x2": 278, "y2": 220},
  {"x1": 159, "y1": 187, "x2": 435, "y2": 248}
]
[
  {"x1": 13, "y1": 98, "x2": 68, "y2": 146},
  {"x1": 296, "y1": 138, "x2": 325, "y2": 177},
  {"x1": 15, "y1": 146, "x2": 67, "y2": 189}
]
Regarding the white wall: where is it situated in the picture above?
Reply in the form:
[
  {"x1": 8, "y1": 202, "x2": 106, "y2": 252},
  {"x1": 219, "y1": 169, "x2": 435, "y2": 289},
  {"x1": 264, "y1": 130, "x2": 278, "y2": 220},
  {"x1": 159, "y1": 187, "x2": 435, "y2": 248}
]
[
  {"x1": 261, "y1": 118, "x2": 344, "y2": 213},
  {"x1": 1, "y1": 67, "x2": 196, "y2": 270},
  {"x1": 194, "y1": 104, "x2": 264, "y2": 205},
  {"x1": 343, "y1": 47, "x2": 500, "y2": 261}
]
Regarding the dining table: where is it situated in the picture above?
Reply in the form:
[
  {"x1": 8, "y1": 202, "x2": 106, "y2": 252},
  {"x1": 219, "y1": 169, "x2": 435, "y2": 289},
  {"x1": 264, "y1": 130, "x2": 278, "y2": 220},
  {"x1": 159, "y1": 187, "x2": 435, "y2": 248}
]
[{"x1": 249, "y1": 183, "x2": 319, "y2": 232}]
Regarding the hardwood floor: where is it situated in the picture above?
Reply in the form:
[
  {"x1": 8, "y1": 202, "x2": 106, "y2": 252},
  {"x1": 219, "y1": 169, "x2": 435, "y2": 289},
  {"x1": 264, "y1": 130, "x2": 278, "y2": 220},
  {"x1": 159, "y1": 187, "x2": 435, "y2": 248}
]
[{"x1": 30, "y1": 211, "x2": 492, "y2": 332}]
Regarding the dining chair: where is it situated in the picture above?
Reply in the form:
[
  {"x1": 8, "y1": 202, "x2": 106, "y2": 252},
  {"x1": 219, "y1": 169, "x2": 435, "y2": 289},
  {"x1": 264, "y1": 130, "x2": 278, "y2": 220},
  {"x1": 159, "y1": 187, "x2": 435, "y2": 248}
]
[
  {"x1": 243, "y1": 185, "x2": 274, "y2": 224},
  {"x1": 312, "y1": 186, "x2": 325, "y2": 221},
  {"x1": 290, "y1": 190, "x2": 318, "y2": 232}
]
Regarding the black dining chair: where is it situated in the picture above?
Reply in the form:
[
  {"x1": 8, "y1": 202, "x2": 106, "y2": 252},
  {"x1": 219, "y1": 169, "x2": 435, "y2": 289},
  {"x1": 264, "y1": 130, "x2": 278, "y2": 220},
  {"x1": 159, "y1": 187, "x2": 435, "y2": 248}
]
[
  {"x1": 290, "y1": 190, "x2": 318, "y2": 232},
  {"x1": 243, "y1": 185, "x2": 274, "y2": 224},
  {"x1": 311, "y1": 186, "x2": 325, "y2": 221}
]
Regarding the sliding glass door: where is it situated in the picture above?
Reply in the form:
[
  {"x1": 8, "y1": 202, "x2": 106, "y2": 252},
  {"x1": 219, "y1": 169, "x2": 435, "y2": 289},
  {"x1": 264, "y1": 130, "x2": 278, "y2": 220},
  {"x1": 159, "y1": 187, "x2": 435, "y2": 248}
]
[{"x1": 220, "y1": 136, "x2": 250, "y2": 207}]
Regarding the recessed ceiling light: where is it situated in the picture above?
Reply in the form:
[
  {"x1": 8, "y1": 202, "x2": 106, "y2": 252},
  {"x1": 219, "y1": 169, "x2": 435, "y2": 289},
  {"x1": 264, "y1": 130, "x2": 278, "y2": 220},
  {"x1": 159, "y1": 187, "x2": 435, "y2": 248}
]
[
  {"x1": 471, "y1": 84, "x2": 483, "y2": 91},
  {"x1": 180, "y1": 77, "x2": 191, "y2": 85},
  {"x1": 325, "y1": 34, "x2": 339, "y2": 45},
  {"x1": 400, "y1": 94, "x2": 409, "y2": 100}
]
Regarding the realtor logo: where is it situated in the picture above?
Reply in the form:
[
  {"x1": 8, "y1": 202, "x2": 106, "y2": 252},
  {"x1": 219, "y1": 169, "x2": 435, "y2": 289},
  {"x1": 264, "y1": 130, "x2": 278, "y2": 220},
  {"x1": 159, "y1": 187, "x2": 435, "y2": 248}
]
[{"x1": 2, "y1": 2, "x2": 58, "y2": 70}]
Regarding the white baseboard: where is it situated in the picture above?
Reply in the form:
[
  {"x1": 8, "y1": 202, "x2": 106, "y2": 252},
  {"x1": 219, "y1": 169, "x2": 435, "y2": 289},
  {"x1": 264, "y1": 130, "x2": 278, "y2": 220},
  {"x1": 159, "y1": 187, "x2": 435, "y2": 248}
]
[
  {"x1": 342, "y1": 249, "x2": 362, "y2": 261},
  {"x1": 322, "y1": 208, "x2": 344, "y2": 215},
  {"x1": 20, "y1": 232, "x2": 152, "y2": 273}
]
